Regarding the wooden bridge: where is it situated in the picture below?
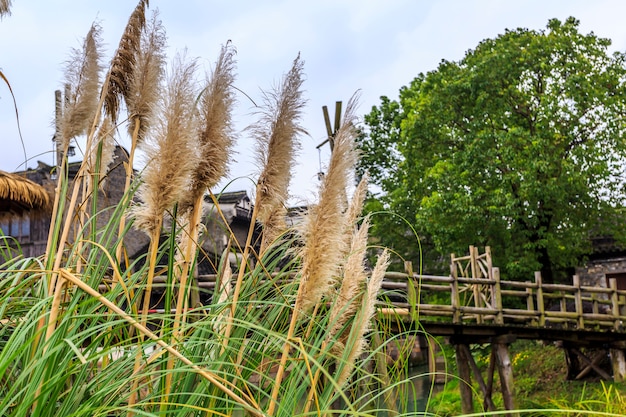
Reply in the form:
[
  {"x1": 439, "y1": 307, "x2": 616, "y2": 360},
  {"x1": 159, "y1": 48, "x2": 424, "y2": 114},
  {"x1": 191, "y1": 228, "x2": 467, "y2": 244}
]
[{"x1": 375, "y1": 246, "x2": 626, "y2": 416}]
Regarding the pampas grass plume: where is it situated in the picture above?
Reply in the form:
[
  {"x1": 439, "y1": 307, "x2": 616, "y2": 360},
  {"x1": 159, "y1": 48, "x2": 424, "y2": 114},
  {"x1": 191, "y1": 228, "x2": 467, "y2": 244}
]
[
  {"x1": 295, "y1": 94, "x2": 360, "y2": 314},
  {"x1": 105, "y1": 0, "x2": 149, "y2": 121},
  {"x1": 59, "y1": 23, "x2": 102, "y2": 147},
  {"x1": 253, "y1": 55, "x2": 306, "y2": 231},
  {"x1": 132, "y1": 55, "x2": 199, "y2": 234},
  {"x1": 0, "y1": 0, "x2": 12, "y2": 17},
  {"x1": 184, "y1": 42, "x2": 237, "y2": 210},
  {"x1": 127, "y1": 10, "x2": 165, "y2": 144},
  {"x1": 328, "y1": 216, "x2": 370, "y2": 348}
]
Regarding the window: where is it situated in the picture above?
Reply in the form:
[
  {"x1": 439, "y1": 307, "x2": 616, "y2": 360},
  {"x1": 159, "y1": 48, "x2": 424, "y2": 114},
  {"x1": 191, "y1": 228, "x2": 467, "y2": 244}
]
[{"x1": 0, "y1": 216, "x2": 30, "y2": 239}]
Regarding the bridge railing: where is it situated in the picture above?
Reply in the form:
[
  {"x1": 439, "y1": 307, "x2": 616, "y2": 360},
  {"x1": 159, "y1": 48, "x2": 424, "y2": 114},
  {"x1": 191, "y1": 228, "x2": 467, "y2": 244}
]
[
  {"x1": 380, "y1": 269, "x2": 626, "y2": 331},
  {"x1": 141, "y1": 270, "x2": 626, "y2": 331}
]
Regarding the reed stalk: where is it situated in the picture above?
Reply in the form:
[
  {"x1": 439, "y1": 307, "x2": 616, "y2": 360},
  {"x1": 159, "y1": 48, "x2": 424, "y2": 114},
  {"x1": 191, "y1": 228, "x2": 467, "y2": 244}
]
[{"x1": 268, "y1": 95, "x2": 360, "y2": 416}]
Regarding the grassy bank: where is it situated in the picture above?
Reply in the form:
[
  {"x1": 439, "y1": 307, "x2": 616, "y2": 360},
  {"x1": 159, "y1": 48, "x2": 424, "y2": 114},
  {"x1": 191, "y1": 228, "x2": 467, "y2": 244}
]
[{"x1": 428, "y1": 339, "x2": 626, "y2": 416}]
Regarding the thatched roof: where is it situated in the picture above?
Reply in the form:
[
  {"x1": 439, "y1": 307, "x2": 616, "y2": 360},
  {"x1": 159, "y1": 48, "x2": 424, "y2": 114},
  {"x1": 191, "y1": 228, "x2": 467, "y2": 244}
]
[{"x1": 0, "y1": 170, "x2": 51, "y2": 214}]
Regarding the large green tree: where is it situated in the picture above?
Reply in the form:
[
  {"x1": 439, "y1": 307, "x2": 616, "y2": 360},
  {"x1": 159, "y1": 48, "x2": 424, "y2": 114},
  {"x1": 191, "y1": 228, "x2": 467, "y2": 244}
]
[{"x1": 358, "y1": 18, "x2": 626, "y2": 282}]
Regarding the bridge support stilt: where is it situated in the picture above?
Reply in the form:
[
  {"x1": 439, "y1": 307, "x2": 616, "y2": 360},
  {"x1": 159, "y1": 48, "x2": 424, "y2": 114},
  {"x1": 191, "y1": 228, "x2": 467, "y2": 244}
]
[
  {"x1": 494, "y1": 340, "x2": 516, "y2": 414},
  {"x1": 453, "y1": 335, "x2": 518, "y2": 417},
  {"x1": 611, "y1": 349, "x2": 626, "y2": 382},
  {"x1": 454, "y1": 344, "x2": 474, "y2": 414}
]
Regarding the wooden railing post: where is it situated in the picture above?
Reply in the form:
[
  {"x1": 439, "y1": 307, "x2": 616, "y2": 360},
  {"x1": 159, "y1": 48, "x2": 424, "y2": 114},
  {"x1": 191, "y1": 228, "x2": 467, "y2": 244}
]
[
  {"x1": 493, "y1": 267, "x2": 503, "y2": 324},
  {"x1": 610, "y1": 278, "x2": 621, "y2": 331},
  {"x1": 573, "y1": 275, "x2": 584, "y2": 329},
  {"x1": 451, "y1": 253, "x2": 461, "y2": 324},
  {"x1": 535, "y1": 272, "x2": 545, "y2": 327}
]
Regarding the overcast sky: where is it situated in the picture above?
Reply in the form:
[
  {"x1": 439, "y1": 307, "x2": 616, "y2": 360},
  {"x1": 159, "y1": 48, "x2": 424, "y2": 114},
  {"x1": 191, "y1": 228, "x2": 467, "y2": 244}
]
[{"x1": 1, "y1": 1, "x2": 626, "y2": 204}]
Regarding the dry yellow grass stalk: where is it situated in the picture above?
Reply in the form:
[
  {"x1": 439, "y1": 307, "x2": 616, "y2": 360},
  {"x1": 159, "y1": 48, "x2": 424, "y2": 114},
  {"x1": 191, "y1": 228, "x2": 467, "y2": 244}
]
[
  {"x1": 105, "y1": 0, "x2": 149, "y2": 121},
  {"x1": 222, "y1": 55, "x2": 306, "y2": 353},
  {"x1": 57, "y1": 268, "x2": 265, "y2": 417},
  {"x1": 168, "y1": 44, "x2": 237, "y2": 360},
  {"x1": 129, "y1": 55, "x2": 200, "y2": 409},
  {"x1": 268, "y1": 94, "x2": 360, "y2": 416},
  {"x1": 113, "y1": 11, "x2": 165, "y2": 275},
  {"x1": 253, "y1": 55, "x2": 306, "y2": 252},
  {"x1": 59, "y1": 23, "x2": 102, "y2": 148}
]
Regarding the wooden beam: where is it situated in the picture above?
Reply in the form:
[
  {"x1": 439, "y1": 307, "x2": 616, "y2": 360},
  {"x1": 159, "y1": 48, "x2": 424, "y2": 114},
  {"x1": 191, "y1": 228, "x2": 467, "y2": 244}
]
[
  {"x1": 322, "y1": 105, "x2": 333, "y2": 138},
  {"x1": 333, "y1": 101, "x2": 342, "y2": 133},
  {"x1": 575, "y1": 350, "x2": 607, "y2": 380},
  {"x1": 570, "y1": 347, "x2": 612, "y2": 381}
]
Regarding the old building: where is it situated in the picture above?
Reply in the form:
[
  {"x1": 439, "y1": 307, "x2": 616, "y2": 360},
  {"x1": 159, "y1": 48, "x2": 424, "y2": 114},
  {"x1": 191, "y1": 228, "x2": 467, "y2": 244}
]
[
  {"x1": 1, "y1": 148, "x2": 259, "y2": 275},
  {"x1": 576, "y1": 236, "x2": 626, "y2": 290}
]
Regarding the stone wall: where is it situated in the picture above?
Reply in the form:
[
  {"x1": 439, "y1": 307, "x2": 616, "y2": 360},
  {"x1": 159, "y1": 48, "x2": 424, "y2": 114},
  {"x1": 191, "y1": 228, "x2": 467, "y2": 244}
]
[{"x1": 576, "y1": 257, "x2": 626, "y2": 288}]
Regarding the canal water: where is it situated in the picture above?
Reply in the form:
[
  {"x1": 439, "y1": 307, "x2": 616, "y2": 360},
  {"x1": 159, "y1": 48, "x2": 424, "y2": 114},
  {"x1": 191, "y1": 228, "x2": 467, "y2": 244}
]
[
  {"x1": 354, "y1": 364, "x2": 445, "y2": 415},
  {"x1": 398, "y1": 364, "x2": 445, "y2": 414}
]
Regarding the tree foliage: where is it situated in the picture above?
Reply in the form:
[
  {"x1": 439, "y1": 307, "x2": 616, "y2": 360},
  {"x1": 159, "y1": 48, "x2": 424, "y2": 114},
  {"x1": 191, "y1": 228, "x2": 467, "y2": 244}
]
[{"x1": 358, "y1": 17, "x2": 626, "y2": 281}]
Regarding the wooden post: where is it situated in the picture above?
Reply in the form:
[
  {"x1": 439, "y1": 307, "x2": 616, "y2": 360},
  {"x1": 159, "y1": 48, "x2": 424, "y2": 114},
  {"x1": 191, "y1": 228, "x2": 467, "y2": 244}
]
[
  {"x1": 455, "y1": 344, "x2": 474, "y2": 414},
  {"x1": 459, "y1": 344, "x2": 496, "y2": 411},
  {"x1": 611, "y1": 349, "x2": 626, "y2": 382},
  {"x1": 573, "y1": 275, "x2": 584, "y2": 329},
  {"x1": 451, "y1": 254, "x2": 461, "y2": 324},
  {"x1": 493, "y1": 267, "x2": 503, "y2": 324},
  {"x1": 494, "y1": 339, "x2": 518, "y2": 417},
  {"x1": 526, "y1": 286, "x2": 535, "y2": 324},
  {"x1": 535, "y1": 272, "x2": 545, "y2": 327},
  {"x1": 610, "y1": 278, "x2": 621, "y2": 331}
]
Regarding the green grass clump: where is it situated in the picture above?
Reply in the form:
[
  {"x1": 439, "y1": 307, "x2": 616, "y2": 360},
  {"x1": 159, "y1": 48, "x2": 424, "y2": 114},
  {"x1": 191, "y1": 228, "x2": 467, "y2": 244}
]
[{"x1": 431, "y1": 340, "x2": 626, "y2": 416}]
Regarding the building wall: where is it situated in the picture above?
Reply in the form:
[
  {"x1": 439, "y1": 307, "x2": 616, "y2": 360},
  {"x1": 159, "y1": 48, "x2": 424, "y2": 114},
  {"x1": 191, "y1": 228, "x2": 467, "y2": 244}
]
[{"x1": 576, "y1": 257, "x2": 626, "y2": 289}]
